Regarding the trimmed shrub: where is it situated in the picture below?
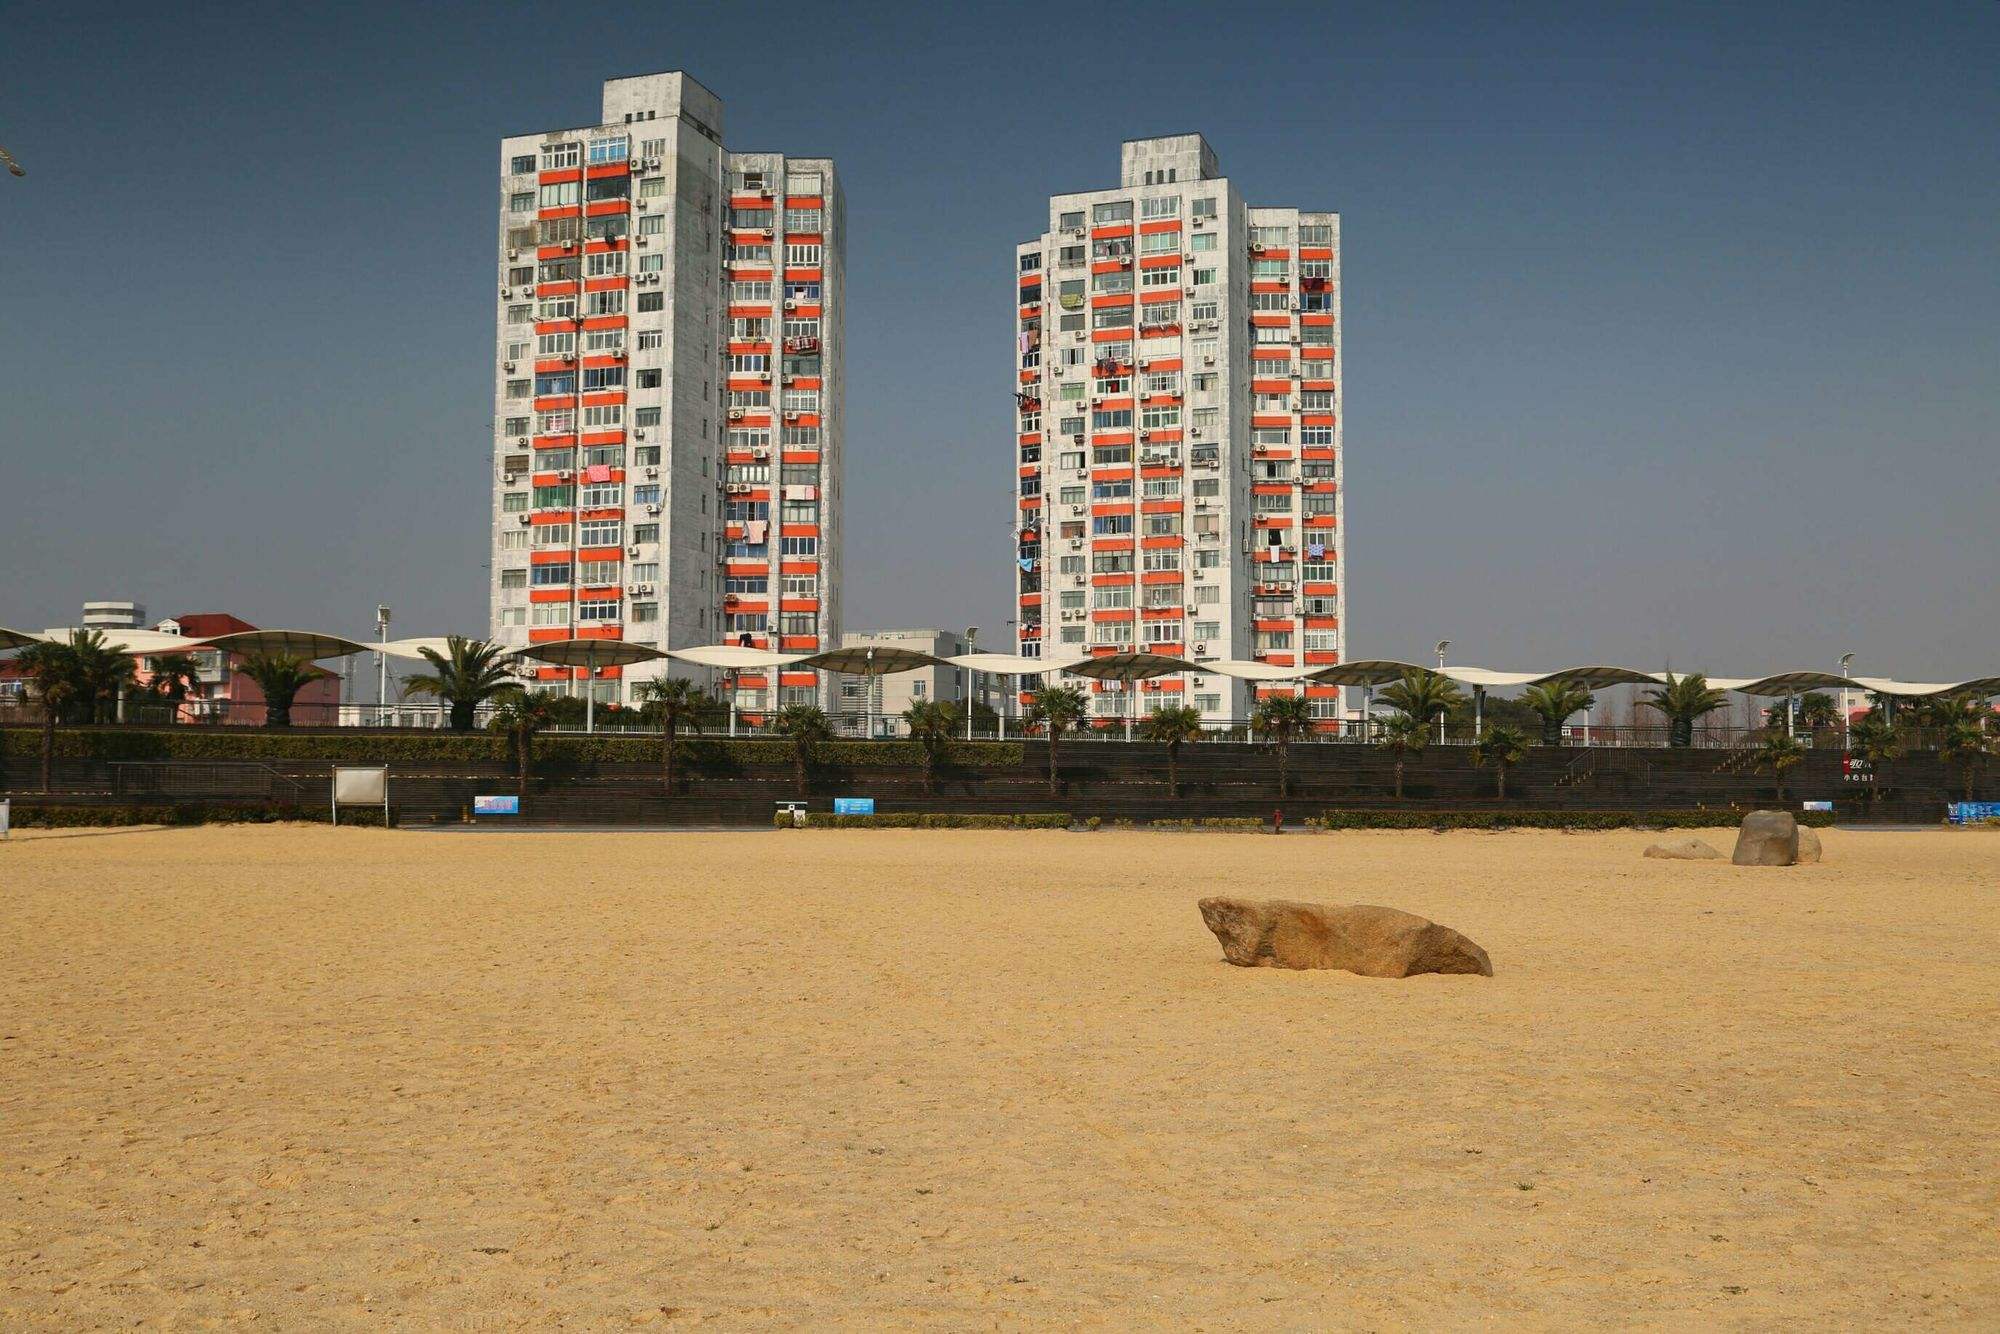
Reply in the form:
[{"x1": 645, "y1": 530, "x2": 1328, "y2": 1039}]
[
  {"x1": 774, "y1": 811, "x2": 1071, "y2": 830},
  {"x1": 7, "y1": 803, "x2": 395, "y2": 829},
  {"x1": 1312, "y1": 809, "x2": 1837, "y2": 832},
  {"x1": 0, "y1": 727, "x2": 1022, "y2": 770}
]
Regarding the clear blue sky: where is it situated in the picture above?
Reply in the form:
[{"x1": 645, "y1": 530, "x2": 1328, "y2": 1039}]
[{"x1": 2, "y1": 1, "x2": 1994, "y2": 678}]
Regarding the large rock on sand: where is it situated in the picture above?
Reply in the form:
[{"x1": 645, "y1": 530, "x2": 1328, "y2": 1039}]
[
  {"x1": 1795, "y1": 825, "x2": 1822, "y2": 865},
  {"x1": 1198, "y1": 898, "x2": 1492, "y2": 978},
  {"x1": 1732, "y1": 810, "x2": 1800, "y2": 866},
  {"x1": 1644, "y1": 836, "x2": 1724, "y2": 861}
]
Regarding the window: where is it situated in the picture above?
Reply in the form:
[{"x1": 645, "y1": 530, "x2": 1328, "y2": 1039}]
[
  {"x1": 1092, "y1": 305, "x2": 1133, "y2": 330},
  {"x1": 1141, "y1": 195, "x2": 1179, "y2": 219},
  {"x1": 1300, "y1": 223, "x2": 1332, "y2": 246},
  {"x1": 581, "y1": 405, "x2": 622, "y2": 429},
  {"x1": 1139, "y1": 231, "x2": 1178, "y2": 255},
  {"x1": 1058, "y1": 244, "x2": 1085, "y2": 268},
  {"x1": 1143, "y1": 512, "x2": 1181, "y2": 536},
  {"x1": 579, "y1": 519, "x2": 621, "y2": 546},
  {"x1": 784, "y1": 207, "x2": 823, "y2": 232},
  {"x1": 580, "y1": 365, "x2": 624, "y2": 391},
  {"x1": 786, "y1": 171, "x2": 822, "y2": 195},
  {"x1": 587, "y1": 136, "x2": 629, "y2": 165},
  {"x1": 538, "y1": 180, "x2": 580, "y2": 208},
  {"x1": 508, "y1": 191, "x2": 534, "y2": 213},
  {"x1": 639, "y1": 213, "x2": 666, "y2": 236},
  {"x1": 1091, "y1": 513, "x2": 1133, "y2": 536},
  {"x1": 585, "y1": 289, "x2": 625, "y2": 317},
  {"x1": 586, "y1": 250, "x2": 627, "y2": 278},
  {"x1": 781, "y1": 535, "x2": 818, "y2": 557},
  {"x1": 580, "y1": 482, "x2": 620, "y2": 507},
  {"x1": 585, "y1": 175, "x2": 629, "y2": 202},
  {"x1": 1190, "y1": 300, "x2": 1218, "y2": 322},
  {"x1": 1142, "y1": 546, "x2": 1182, "y2": 570},
  {"x1": 530, "y1": 563, "x2": 573, "y2": 586},
  {"x1": 785, "y1": 241, "x2": 822, "y2": 266},
  {"x1": 541, "y1": 141, "x2": 580, "y2": 170},
  {"x1": 1092, "y1": 201, "x2": 1132, "y2": 224},
  {"x1": 503, "y1": 415, "x2": 530, "y2": 435},
  {"x1": 731, "y1": 206, "x2": 774, "y2": 229},
  {"x1": 632, "y1": 523, "x2": 659, "y2": 543},
  {"x1": 639, "y1": 175, "x2": 665, "y2": 199},
  {"x1": 630, "y1": 602, "x2": 658, "y2": 623},
  {"x1": 631, "y1": 484, "x2": 661, "y2": 505},
  {"x1": 1190, "y1": 231, "x2": 1217, "y2": 253},
  {"x1": 1141, "y1": 265, "x2": 1180, "y2": 288},
  {"x1": 636, "y1": 330, "x2": 663, "y2": 351},
  {"x1": 1251, "y1": 259, "x2": 1289, "y2": 280},
  {"x1": 502, "y1": 491, "x2": 528, "y2": 513},
  {"x1": 577, "y1": 599, "x2": 621, "y2": 623},
  {"x1": 581, "y1": 445, "x2": 622, "y2": 468},
  {"x1": 510, "y1": 154, "x2": 536, "y2": 175},
  {"x1": 637, "y1": 291, "x2": 664, "y2": 312},
  {"x1": 498, "y1": 529, "x2": 527, "y2": 551},
  {"x1": 1251, "y1": 226, "x2": 1290, "y2": 248},
  {"x1": 499, "y1": 567, "x2": 528, "y2": 589},
  {"x1": 1191, "y1": 197, "x2": 1217, "y2": 219},
  {"x1": 506, "y1": 304, "x2": 532, "y2": 325}
]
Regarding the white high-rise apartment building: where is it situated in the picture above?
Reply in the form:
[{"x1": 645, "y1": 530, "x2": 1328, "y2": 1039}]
[
  {"x1": 490, "y1": 72, "x2": 844, "y2": 710},
  {"x1": 1013, "y1": 134, "x2": 1343, "y2": 723}
]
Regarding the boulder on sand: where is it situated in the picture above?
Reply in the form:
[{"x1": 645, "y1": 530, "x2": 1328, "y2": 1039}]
[
  {"x1": 1732, "y1": 810, "x2": 1800, "y2": 866},
  {"x1": 1644, "y1": 836, "x2": 1724, "y2": 861},
  {"x1": 1795, "y1": 825, "x2": 1822, "y2": 865},
  {"x1": 1198, "y1": 898, "x2": 1493, "y2": 978}
]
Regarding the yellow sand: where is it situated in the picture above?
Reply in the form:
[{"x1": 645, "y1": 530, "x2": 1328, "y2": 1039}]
[{"x1": 2, "y1": 824, "x2": 1996, "y2": 1328}]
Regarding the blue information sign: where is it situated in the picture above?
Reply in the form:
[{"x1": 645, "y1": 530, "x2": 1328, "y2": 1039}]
[
  {"x1": 1948, "y1": 802, "x2": 2000, "y2": 825},
  {"x1": 833, "y1": 797, "x2": 875, "y2": 816},
  {"x1": 473, "y1": 795, "x2": 521, "y2": 816}
]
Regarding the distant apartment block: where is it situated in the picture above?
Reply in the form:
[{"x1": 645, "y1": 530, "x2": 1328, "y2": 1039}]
[
  {"x1": 1013, "y1": 135, "x2": 1343, "y2": 722},
  {"x1": 489, "y1": 71, "x2": 844, "y2": 711}
]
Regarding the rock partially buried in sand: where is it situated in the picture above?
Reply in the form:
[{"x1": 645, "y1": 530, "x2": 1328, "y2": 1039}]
[
  {"x1": 1644, "y1": 836, "x2": 1724, "y2": 861},
  {"x1": 1795, "y1": 825, "x2": 1822, "y2": 865},
  {"x1": 1732, "y1": 810, "x2": 1800, "y2": 866},
  {"x1": 1198, "y1": 898, "x2": 1493, "y2": 978}
]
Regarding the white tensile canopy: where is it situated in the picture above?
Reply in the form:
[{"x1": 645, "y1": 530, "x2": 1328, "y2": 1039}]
[
  {"x1": 0, "y1": 626, "x2": 47, "y2": 652},
  {"x1": 505, "y1": 637, "x2": 674, "y2": 732},
  {"x1": 797, "y1": 645, "x2": 949, "y2": 675},
  {"x1": 193, "y1": 630, "x2": 376, "y2": 660}
]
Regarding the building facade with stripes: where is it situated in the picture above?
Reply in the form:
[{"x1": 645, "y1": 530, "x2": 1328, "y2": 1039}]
[
  {"x1": 1013, "y1": 134, "x2": 1343, "y2": 723},
  {"x1": 489, "y1": 71, "x2": 843, "y2": 710}
]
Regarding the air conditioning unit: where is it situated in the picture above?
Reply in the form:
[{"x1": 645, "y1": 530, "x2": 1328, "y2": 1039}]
[
  {"x1": 783, "y1": 297, "x2": 798, "y2": 311},
  {"x1": 1202, "y1": 355, "x2": 1215, "y2": 366},
  {"x1": 1193, "y1": 642, "x2": 1208, "y2": 654},
  {"x1": 1072, "y1": 574, "x2": 1086, "y2": 586},
  {"x1": 757, "y1": 372, "x2": 771, "y2": 383},
  {"x1": 646, "y1": 504, "x2": 662, "y2": 515},
  {"x1": 627, "y1": 544, "x2": 642, "y2": 556},
  {"x1": 1068, "y1": 537, "x2": 1084, "y2": 549},
  {"x1": 503, "y1": 360, "x2": 516, "y2": 372},
  {"x1": 508, "y1": 248, "x2": 520, "y2": 260},
  {"x1": 1184, "y1": 286, "x2": 1197, "y2": 296},
  {"x1": 502, "y1": 471, "x2": 518, "y2": 483},
  {"x1": 647, "y1": 157, "x2": 661, "y2": 169},
  {"x1": 751, "y1": 446, "x2": 770, "y2": 460},
  {"x1": 728, "y1": 408, "x2": 744, "y2": 421},
  {"x1": 628, "y1": 159, "x2": 641, "y2": 171},
  {"x1": 556, "y1": 469, "x2": 574, "y2": 480},
  {"x1": 562, "y1": 354, "x2": 576, "y2": 364},
  {"x1": 644, "y1": 466, "x2": 658, "y2": 479},
  {"x1": 1191, "y1": 428, "x2": 1205, "y2": 439},
  {"x1": 636, "y1": 200, "x2": 649, "y2": 210},
  {"x1": 516, "y1": 514, "x2": 531, "y2": 526},
  {"x1": 636, "y1": 237, "x2": 648, "y2": 247},
  {"x1": 514, "y1": 436, "x2": 529, "y2": 447},
  {"x1": 1072, "y1": 330, "x2": 1086, "y2": 341},
  {"x1": 633, "y1": 428, "x2": 647, "y2": 440},
  {"x1": 501, "y1": 287, "x2": 513, "y2": 299},
  {"x1": 1250, "y1": 243, "x2": 1266, "y2": 254},
  {"x1": 1068, "y1": 227, "x2": 1086, "y2": 239}
]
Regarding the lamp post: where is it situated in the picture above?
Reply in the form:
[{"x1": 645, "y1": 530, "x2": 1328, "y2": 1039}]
[
  {"x1": 1434, "y1": 640, "x2": 1450, "y2": 745},
  {"x1": 1840, "y1": 651, "x2": 1854, "y2": 751},
  {"x1": 375, "y1": 603, "x2": 391, "y2": 727},
  {"x1": 960, "y1": 628, "x2": 976, "y2": 740}
]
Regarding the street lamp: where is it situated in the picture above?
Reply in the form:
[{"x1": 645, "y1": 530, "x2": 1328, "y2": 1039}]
[
  {"x1": 375, "y1": 603, "x2": 391, "y2": 726},
  {"x1": 964, "y1": 625, "x2": 979, "y2": 741},
  {"x1": 1434, "y1": 640, "x2": 1450, "y2": 744},
  {"x1": 1840, "y1": 651, "x2": 1854, "y2": 751}
]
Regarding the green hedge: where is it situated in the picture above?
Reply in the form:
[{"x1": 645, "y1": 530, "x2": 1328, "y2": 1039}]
[
  {"x1": 1313, "y1": 809, "x2": 1837, "y2": 831},
  {"x1": 6, "y1": 803, "x2": 395, "y2": 829},
  {"x1": 0, "y1": 727, "x2": 1021, "y2": 770},
  {"x1": 775, "y1": 811, "x2": 1072, "y2": 830}
]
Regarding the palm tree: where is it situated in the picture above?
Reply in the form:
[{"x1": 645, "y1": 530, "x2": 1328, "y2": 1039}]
[
  {"x1": 1642, "y1": 672, "x2": 1730, "y2": 748},
  {"x1": 1756, "y1": 730, "x2": 1807, "y2": 801},
  {"x1": 1521, "y1": 681, "x2": 1595, "y2": 746},
  {"x1": 1141, "y1": 704, "x2": 1205, "y2": 799},
  {"x1": 146, "y1": 652, "x2": 204, "y2": 721},
  {"x1": 65, "y1": 628, "x2": 136, "y2": 724},
  {"x1": 1797, "y1": 692, "x2": 1839, "y2": 735},
  {"x1": 902, "y1": 699, "x2": 955, "y2": 795},
  {"x1": 772, "y1": 703, "x2": 833, "y2": 798},
  {"x1": 637, "y1": 676, "x2": 710, "y2": 795},
  {"x1": 13, "y1": 638, "x2": 83, "y2": 792},
  {"x1": 487, "y1": 689, "x2": 553, "y2": 799},
  {"x1": 1378, "y1": 712, "x2": 1427, "y2": 799},
  {"x1": 1251, "y1": 694, "x2": 1314, "y2": 799},
  {"x1": 1849, "y1": 714, "x2": 1900, "y2": 812},
  {"x1": 1939, "y1": 719, "x2": 1991, "y2": 803},
  {"x1": 1377, "y1": 669, "x2": 1464, "y2": 742},
  {"x1": 1024, "y1": 684, "x2": 1088, "y2": 797},
  {"x1": 1469, "y1": 725, "x2": 1528, "y2": 799},
  {"x1": 238, "y1": 653, "x2": 322, "y2": 728},
  {"x1": 403, "y1": 636, "x2": 516, "y2": 731}
]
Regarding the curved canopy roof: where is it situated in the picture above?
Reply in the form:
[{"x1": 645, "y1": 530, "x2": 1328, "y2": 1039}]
[
  {"x1": 0, "y1": 626, "x2": 47, "y2": 652},
  {"x1": 1058, "y1": 651, "x2": 1192, "y2": 683},
  {"x1": 1525, "y1": 665, "x2": 1668, "y2": 690},
  {"x1": 665, "y1": 644, "x2": 806, "y2": 671},
  {"x1": 191, "y1": 629, "x2": 374, "y2": 660},
  {"x1": 1303, "y1": 659, "x2": 1431, "y2": 687},
  {"x1": 944, "y1": 652, "x2": 1067, "y2": 677},
  {"x1": 798, "y1": 645, "x2": 949, "y2": 675},
  {"x1": 507, "y1": 638, "x2": 672, "y2": 669},
  {"x1": 1193, "y1": 658, "x2": 1308, "y2": 682},
  {"x1": 379, "y1": 636, "x2": 466, "y2": 662}
]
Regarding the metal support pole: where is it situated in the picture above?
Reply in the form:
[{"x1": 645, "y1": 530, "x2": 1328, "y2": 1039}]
[
  {"x1": 1786, "y1": 692, "x2": 1795, "y2": 738},
  {"x1": 1473, "y1": 686, "x2": 1484, "y2": 734},
  {"x1": 1584, "y1": 703, "x2": 1593, "y2": 748},
  {"x1": 585, "y1": 646, "x2": 597, "y2": 734}
]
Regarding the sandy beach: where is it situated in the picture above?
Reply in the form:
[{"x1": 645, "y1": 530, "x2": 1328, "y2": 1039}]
[{"x1": 2, "y1": 823, "x2": 1996, "y2": 1327}]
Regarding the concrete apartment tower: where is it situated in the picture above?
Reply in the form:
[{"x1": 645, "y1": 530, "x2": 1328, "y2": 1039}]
[
  {"x1": 1013, "y1": 134, "x2": 1343, "y2": 724},
  {"x1": 489, "y1": 71, "x2": 843, "y2": 711}
]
